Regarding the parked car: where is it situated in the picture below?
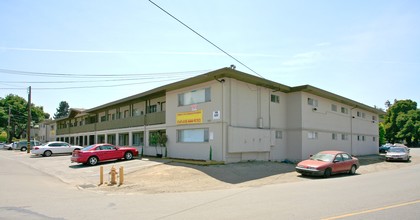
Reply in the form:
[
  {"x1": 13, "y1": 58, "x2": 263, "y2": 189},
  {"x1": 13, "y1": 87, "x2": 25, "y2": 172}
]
[
  {"x1": 71, "y1": 143, "x2": 138, "y2": 166},
  {"x1": 295, "y1": 150, "x2": 359, "y2": 178},
  {"x1": 385, "y1": 147, "x2": 410, "y2": 162},
  {"x1": 32, "y1": 141, "x2": 83, "y2": 157},
  {"x1": 379, "y1": 144, "x2": 393, "y2": 153},
  {"x1": 2, "y1": 143, "x2": 14, "y2": 150},
  {"x1": 13, "y1": 140, "x2": 42, "y2": 151}
]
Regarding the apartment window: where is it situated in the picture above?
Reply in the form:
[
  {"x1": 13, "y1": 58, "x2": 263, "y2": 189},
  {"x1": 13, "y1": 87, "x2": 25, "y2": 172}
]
[
  {"x1": 111, "y1": 113, "x2": 116, "y2": 120},
  {"x1": 341, "y1": 134, "x2": 349, "y2": 140},
  {"x1": 357, "y1": 135, "x2": 365, "y2": 141},
  {"x1": 307, "y1": 98, "x2": 318, "y2": 107},
  {"x1": 177, "y1": 128, "x2": 209, "y2": 143},
  {"x1": 132, "y1": 132, "x2": 144, "y2": 146},
  {"x1": 357, "y1": 111, "x2": 365, "y2": 118},
  {"x1": 124, "y1": 110, "x2": 129, "y2": 118},
  {"x1": 107, "y1": 134, "x2": 116, "y2": 145},
  {"x1": 271, "y1": 94, "x2": 280, "y2": 103},
  {"x1": 100, "y1": 116, "x2": 106, "y2": 122},
  {"x1": 308, "y1": 131, "x2": 318, "y2": 139},
  {"x1": 331, "y1": 104, "x2": 337, "y2": 112},
  {"x1": 341, "y1": 107, "x2": 348, "y2": 114},
  {"x1": 332, "y1": 133, "x2": 337, "y2": 140},
  {"x1": 275, "y1": 130, "x2": 283, "y2": 139},
  {"x1": 372, "y1": 115, "x2": 377, "y2": 121},
  {"x1": 373, "y1": 136, "x2": 376, "y2": 142},
  {"x1": 178, "y1": 88, "x2": 211, "y2": 106},
  {"x1": 147, "y1": 105, "x2": 157, "y2": 113},
  {"x1": 118, "y1": 133, "x2": 129, "y2": 146},
  {"x1": 133, "y1": 109, "x2": 142, "y2": 116}
]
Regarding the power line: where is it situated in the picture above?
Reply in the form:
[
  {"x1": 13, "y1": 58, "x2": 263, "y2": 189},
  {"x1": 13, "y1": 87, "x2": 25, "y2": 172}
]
[
  {"x1": 0, "y1": 68, "x2": 209, "y2": 79},
  {"x1": 148, "y1": 0, "x2": 264, "y2": 78},
  {"x1": 0, "y1": 77, "x2": 188, "y2": 90}
]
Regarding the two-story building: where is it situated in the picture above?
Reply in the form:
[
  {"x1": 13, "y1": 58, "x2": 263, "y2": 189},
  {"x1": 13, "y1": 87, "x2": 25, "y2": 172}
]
[{"x1": 55, "y1": 67, "x2": 382, "y2": 162}]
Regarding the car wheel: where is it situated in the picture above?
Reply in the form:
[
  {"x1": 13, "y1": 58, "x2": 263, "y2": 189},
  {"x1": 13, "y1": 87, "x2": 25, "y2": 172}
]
[
  {"x1": 349, "y1": 165, "x2": 357, "y2": 175},
  {"x1": 43, "y1": 150, "x2": 52, "y2": 157},
  {"x1": 323, "y1": 168, "x2": 332, "y2": 178},
  {"x1": 124, "y1": 152, "x2": 133, "y2": 160},
  {"x1": 21, "y1": 147, "x2": 27, "y2": 151},
  {"x1": 87, "y1": 156, "x2": 99, "y2": 166}
]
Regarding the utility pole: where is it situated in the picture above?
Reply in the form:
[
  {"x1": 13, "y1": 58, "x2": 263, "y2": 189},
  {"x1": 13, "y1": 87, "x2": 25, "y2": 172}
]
[
  {"x1": 8, "y1": 106, "x2": 11, "y2": 142},
  {"x1": 27, "y1": 86, "x2": 31, "y2": 154}
]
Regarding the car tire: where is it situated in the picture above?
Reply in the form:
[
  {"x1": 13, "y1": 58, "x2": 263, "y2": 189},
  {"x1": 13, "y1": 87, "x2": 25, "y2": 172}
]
[
  {"x1": 87, "y1": 156, "x2": 99, "y2": 166},
  {"x1": 124, "y1": 152, "x2": 133, "y2": 160},
  {"x1": 323, "y1": 168, "x2": 332, "y2": 178},
  {"x1": 21, "y1": 147, "x2": 27, "y2": 151},
  {"x1": 43, "y1": 150, "x2": 52, "y2": 157},
  {"x1": 349, "y1": 165, "x2": 357, "y2": 175}
]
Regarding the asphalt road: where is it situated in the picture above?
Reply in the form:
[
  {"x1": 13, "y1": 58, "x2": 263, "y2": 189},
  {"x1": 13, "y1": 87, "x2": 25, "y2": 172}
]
[{"x1": 1, "y1": 149, "x2": 419, "y2": 219}]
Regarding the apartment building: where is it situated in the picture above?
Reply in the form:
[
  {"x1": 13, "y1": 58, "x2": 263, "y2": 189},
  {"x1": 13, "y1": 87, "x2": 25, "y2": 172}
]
[{"x1": 55, "y1": 67, "x2": 382, "y2": 162}]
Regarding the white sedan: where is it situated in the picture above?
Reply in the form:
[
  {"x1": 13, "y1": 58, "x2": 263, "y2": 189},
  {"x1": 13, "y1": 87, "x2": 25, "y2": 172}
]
[{"x1": 32, "y1": 141, "x2": 83, "y2": 157}]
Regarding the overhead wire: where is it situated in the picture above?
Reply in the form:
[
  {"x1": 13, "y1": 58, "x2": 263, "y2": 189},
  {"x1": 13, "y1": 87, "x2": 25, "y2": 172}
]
[{"x1": 148, "y1": 0, "x2": 265, "y2": 79}]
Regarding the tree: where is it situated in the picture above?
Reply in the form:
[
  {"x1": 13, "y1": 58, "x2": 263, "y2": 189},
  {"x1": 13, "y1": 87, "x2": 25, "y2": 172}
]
[
  {"x1": 0, "y1": 94, "x2": 46, "y2": 143},
  {"x1": 383, "y1": 99, "x2": 420, "y2": 146},
  {"x1": 54, "y1": 101, "x2": 70, "y2": 119},
  {"x1": 378, "y1": 122, "x2": 386, "y2": 146}
]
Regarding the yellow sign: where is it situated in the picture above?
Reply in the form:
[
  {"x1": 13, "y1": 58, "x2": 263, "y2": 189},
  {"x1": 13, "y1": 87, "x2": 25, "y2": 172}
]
[{"x1": 176, "y1": 110, "x2": 203, "y2": 124}]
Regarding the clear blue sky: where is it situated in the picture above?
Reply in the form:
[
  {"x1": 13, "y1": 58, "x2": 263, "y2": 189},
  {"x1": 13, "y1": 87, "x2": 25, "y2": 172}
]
[{"x1": 1, "y1": 0, "x2": 419, "y2": 117}]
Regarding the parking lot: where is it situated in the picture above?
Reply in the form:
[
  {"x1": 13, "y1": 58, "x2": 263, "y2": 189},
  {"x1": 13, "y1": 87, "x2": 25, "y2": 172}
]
[{"x1": 1, "y1": 148, "x2": 419, "y2": 194}]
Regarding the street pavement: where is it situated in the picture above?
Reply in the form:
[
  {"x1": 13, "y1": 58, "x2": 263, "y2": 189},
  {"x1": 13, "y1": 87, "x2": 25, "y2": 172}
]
[{"x1": 1, "y1": 149, "x2": 420, "y2": 219}]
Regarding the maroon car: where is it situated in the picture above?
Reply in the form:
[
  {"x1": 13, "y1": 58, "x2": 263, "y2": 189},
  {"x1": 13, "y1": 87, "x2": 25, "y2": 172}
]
[
  {"x1": 295, "y1": 150, "x2": 359, "y2": 178},
  {"x1": 71, "y1": 143, "x2": 139, "y2": 166}
]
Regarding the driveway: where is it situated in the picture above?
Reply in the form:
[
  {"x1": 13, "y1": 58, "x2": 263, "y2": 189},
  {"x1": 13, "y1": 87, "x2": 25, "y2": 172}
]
[{"x1": 1, "y1": 148, "x2": 419, "y2": 194}]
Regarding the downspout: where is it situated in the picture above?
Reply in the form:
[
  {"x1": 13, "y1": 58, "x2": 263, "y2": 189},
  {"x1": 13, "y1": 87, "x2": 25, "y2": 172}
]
[{"x1": 215, "y1": 77, "x2": 225, "y2": 161}]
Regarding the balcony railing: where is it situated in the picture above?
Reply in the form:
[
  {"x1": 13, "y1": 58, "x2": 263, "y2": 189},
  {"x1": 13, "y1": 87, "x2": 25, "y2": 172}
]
[{"x1": 56, "y1": 111, "x2": 166, "y2": 135}]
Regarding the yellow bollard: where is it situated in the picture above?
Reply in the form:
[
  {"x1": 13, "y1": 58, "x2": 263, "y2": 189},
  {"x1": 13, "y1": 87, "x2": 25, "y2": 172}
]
[
  {"x1": 99, "y1": 166, "x2": 104, "y2": 185},
  {"x1": 109, "y1": 166, "x2": 118, "y2": 185},
  {"x1": 119, "y1": 166, "x2": 124, "y2": 186}
]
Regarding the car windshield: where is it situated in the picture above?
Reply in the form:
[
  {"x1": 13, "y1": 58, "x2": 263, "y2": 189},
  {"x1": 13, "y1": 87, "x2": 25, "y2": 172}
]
[
  {"x1": 311, "y1": 153, "x2": 335, "y2": 162},
  {"x1": 82, "y1": 145, "x2": 96, "y2": 151},
  {"x1": 388, "y1": 147, "x2": 406, "y2": 153}
]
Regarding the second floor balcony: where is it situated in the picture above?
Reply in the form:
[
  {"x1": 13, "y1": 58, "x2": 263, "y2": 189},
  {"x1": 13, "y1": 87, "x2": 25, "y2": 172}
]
[{"x1": 57, "y1": 111, "x2": 165, "y2": 135}]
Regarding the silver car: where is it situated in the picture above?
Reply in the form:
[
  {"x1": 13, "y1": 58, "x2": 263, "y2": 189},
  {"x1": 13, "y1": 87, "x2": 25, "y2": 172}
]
[
  {"x1": 385, "y1": 147, "x2": 410, "y2": 162},
  {"x1": 31, "y1": 141, "x2": 83, "y2": 157}
]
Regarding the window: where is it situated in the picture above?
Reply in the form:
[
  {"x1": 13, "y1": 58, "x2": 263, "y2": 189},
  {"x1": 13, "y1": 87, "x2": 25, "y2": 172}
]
[
  {"x1": 119, "y1": 133, "x2": 129, "y2": 146},
  {"x1": 341, "y1": 107, "x2": 348, "y2": 114},
  {"x1": 342, "y1": 153, "x2": 351, "y2": 161},
  {"x1": 107, "y1": 134, "x2": 116, "y2": 145},
  {"x1": 373, "y1": 136, "x2": 376, "y2": 142},
  {"x1": 357, "y1": 111, "x2": 365, "y2": 118},
  {"x1": 334, "y1": 154, "x2": 343, "y2": 162},
  {"x1": 147, "y1": 105, "x2": 157, "y2": 113},
  {"x1": 271, "y1": 94, "x2": 280, "y2": 103},
  {"x1": 331, "y1": 104, "x2": 337, "y2": 112},
  {"x1": 275, "y1": 130, "x2": 283, "y2": 139},
  {"x1": 307, "y1": 98, "x2": 318, "y2": 107},
  {"x1": 133, "y1": 109, "x2": 142, "y2": 116},
  {"x1": 124, "y1": 110, "x2": 129, "y2": 118},
  {"x1": 111, "y1": 113, "x2": 116, "y2": 120},
  {"x1": 100, "y1": 116, "x2": 106, "y2": 122},
  {"x1": 178, "y1": 88, "x2": 211, "y2": 106},
  {"x1": 332, "y1": 133, "x2": 337, "y2": 140},
  {"x1": 341, "y1": 134, "x2": 348, "y2": 140},
  {"x1": 308, "y1": 131, "x2": 318, "y2": 139},
  {"x1": 177, "y1": 128, "x2": 209, "y2": 143},
  {"x1": 132, "y1": 132, "x2": 144, "y2": 146},
  {"x1": 372, "y1": 115, "x2": 377, "y2": 121},
  {"x1": 357, "y1": 135, "x2": 365, "y2": 141}
]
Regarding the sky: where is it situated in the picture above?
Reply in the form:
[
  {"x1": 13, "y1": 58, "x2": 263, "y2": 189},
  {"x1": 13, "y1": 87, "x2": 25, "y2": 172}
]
[{"x1": 1, "y1": 0, "x2": 419, "y2": 117}]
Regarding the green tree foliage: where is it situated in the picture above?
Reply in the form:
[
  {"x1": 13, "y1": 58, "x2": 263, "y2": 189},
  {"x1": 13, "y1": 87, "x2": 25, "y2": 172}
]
[
  {"x1": 384, "y1": 99, "x2": 420, "y2": 146},
  {"x1": 0, "y1": 94, "x2": 46, "y2": 142},
  {"x1": 54, "y1": 101, "x2": 70, "y2": 119},
  {"x1": 378, "y1": 122, "x2": 386, "y2": 146}
]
